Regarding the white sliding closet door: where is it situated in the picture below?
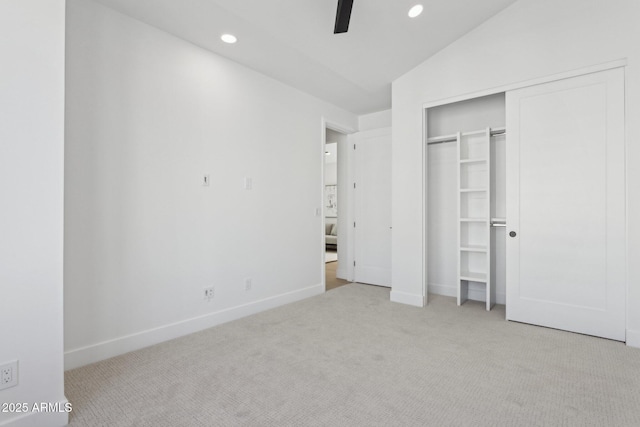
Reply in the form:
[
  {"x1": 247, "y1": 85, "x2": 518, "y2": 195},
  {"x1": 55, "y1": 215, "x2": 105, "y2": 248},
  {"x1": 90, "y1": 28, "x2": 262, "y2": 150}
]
[
  {"x1": 506, "y1": 68, "x2": 625, "y2": 341},
  {"x1": 354, "y1": 128, "x2": 392, "y2": 287}
]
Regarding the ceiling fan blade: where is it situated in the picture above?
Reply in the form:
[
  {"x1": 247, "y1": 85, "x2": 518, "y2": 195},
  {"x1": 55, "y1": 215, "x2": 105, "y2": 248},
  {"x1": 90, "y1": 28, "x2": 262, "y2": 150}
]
[{"x1": 334, "y1": 0, "x2": 354, "y2": 34}]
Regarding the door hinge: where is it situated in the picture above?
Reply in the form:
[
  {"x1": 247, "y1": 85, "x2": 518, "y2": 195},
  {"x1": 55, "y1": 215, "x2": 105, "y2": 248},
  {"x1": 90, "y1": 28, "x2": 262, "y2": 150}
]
[
  {"x1": 353, "y1": 221, "x2": 356, "y2": 228},
  {"x1": 353, "y1": 144, "x2": 356, "y2": 150},
  {"x1": 353, "y1": 182, "x2": 356, "y2": 189},
  {"x1": 353, "y1": 260, "x2": 356, "y2": 266}
]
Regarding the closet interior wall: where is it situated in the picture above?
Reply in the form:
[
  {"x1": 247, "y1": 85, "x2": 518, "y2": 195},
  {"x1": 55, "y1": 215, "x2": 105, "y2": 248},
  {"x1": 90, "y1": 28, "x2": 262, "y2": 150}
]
[{"x1": 426, "y1": 93, "x2": 507, "y2": 304}]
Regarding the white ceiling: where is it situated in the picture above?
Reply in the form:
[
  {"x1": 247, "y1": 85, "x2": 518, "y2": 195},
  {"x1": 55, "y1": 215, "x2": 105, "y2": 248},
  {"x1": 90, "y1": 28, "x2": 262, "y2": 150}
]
[{"x1": 92, "y1": 0, "x2": 518, "y2": 114}]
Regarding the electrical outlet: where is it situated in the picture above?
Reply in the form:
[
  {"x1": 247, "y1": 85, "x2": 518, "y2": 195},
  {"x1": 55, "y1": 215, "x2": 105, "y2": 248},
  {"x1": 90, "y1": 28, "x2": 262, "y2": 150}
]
[
  {"x1": 203, "y1": 286, "x2": 214, "y2": 301},
  {"x1": 245, "y1": 278, "x2": 252, "y2": 291},
  {"x1": 0, "y1": 360, "x2": 18, "y2": 391}
]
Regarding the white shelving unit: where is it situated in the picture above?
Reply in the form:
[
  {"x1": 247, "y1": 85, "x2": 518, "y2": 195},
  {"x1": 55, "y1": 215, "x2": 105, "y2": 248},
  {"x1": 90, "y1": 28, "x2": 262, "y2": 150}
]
[
  {"x1": 426, "y1": 126, "x2": 505, "y2": 310},
  {"x1": 456, "y1": 128, "x2": 494, "y2": 310}
]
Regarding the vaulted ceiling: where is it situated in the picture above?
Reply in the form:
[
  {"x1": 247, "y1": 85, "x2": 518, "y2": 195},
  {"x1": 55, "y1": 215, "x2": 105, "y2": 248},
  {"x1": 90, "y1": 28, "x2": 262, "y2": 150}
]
[{"x1": 93, "y1": 0, "x2": 519, "y2": 114}]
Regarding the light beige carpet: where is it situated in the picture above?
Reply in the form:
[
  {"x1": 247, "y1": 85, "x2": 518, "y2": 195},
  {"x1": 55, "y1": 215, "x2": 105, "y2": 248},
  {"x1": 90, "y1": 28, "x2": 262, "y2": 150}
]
[{"x1": 66, "y1": 284, "x2": 640, "y2": 426}]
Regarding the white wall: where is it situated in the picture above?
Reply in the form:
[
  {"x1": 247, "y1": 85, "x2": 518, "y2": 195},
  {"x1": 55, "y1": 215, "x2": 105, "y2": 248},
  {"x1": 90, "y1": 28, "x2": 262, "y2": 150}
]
[
  {"x1": 391, "y1": 0, "x2": 640, "y2": 346},
  {"x1": 359, "y1": 109, "x2": 391, "y2": 132},
  {"x1": 426, "y1": 94, "x2": 505, "y2": 136},
  {"x1": 64, "y1": 0, "x2": 357, "y2": 369},
  {"x1": 324, "y1": 141, "x2": 338, "y2": 186},
  {"x1": 324, "y1": 163, "x2": 338, "y2": 186},
  {"x1": 427, "y1": 94, "x2": 506, "y2": 303},
  {"x1": 324, "y1": 141, "x2": 338, "y2": 229},
  {"x1": 0, "y1": 1, "x2": 68, "y2": 426}
]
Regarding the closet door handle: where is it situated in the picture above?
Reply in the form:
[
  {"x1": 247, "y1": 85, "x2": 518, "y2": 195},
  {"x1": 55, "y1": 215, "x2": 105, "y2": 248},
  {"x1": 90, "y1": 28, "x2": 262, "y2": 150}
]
[{"x1": 509, "y1": 231, "x2": 517, "y2": 238}]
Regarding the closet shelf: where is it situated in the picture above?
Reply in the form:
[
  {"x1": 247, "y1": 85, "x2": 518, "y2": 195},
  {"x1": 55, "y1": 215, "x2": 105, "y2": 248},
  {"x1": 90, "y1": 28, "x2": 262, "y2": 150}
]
[
  {"x1": 460, "y1": 245, "x2": 488, "y2": 253},
  {"x1": 460, "y1": 158, "x2": 487, "y2": 164},
  {"x1": 461, "y1": 129, "x2": 486, "y2": 137},
  {"x1": 427, "y1": 127, "x2": 506, "y2": 145},
  {"x1": 460, "y1": 218, "x2": 488, "y2": 223},
  {"x1": 460, "y1": 271, "x2": 488, "y2": 283},
  {"x1": 460, "y1": 188, "x2": 487, "y2": 193}
]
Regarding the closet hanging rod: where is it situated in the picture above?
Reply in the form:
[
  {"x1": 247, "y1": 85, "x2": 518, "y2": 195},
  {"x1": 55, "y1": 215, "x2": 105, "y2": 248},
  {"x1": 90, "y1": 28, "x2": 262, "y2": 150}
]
[
  {"x1": 491, "y1": 218, "x2": 507, "y2": 227},
  {"x1": 426, "y1": 129, "x2": 507, "y2": 145}
]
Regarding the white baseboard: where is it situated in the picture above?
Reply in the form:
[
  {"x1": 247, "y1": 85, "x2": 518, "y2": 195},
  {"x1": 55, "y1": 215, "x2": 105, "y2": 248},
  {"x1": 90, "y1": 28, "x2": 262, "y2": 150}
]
[
  {"x1": 427, "y1": 283, "x2": 457, "y2": 299},
  {"x1": 428, "y1": 282, "x2": 506, "y2": 305},
  {"x1": 627, "y1": 329, "x2": 640, "y2": 349},
  {"x1": 0, "y1": 399, "x2": 69, "y2": 427},
  {"x1": 390, "y1": 290, "x2": 425, "y2": 307},
  {"x1": 65, "y1": 284, "x2": 324, "y2": 370}
]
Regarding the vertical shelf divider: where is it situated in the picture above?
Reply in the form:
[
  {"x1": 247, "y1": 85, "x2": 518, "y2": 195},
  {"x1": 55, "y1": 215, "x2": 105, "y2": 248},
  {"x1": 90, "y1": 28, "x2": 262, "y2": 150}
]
[{"x1": 456, "y1": 132, "x2": 466, "y2": 305}]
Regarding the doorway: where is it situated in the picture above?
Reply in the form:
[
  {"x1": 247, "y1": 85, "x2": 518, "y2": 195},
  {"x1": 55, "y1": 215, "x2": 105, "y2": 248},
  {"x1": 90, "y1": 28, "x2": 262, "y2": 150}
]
[{"x1": 324, "y1": 127, "x2": 351, "y2": 291}]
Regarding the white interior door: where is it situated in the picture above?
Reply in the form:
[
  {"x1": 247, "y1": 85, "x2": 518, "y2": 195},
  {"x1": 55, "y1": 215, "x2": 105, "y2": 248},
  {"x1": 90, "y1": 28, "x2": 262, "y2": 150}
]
[
  {"x1": 354, "y1": 128, "x2": 392, "y2": 287},
  {"x1": 506, "y1": 68, "x2": 626, "y2": 341}
]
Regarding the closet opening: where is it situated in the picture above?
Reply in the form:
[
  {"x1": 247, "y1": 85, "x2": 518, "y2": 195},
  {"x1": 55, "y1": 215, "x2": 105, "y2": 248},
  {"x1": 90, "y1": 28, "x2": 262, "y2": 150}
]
[{"x1": 425, "y1": 93, "x2": 506, "y2": 310}]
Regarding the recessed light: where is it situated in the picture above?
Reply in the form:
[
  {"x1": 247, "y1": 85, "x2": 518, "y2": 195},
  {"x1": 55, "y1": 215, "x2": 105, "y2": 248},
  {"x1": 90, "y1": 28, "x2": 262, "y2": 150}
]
[
  {"x1": 221, "y1": 34, "x2": 237, "y2": 44},
  {"x1": 408, "y1": 4, "x2": 423, "y2": 18}
]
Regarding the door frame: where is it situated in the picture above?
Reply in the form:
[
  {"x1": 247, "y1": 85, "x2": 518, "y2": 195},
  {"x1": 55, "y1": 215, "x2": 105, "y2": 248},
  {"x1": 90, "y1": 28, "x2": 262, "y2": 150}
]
[
  {"x1": 421, "y1": 59, "x2": 627, "y2": 315},
  {"x1": 321, "y1": 118, "x2": 356, "y2": 291}
]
